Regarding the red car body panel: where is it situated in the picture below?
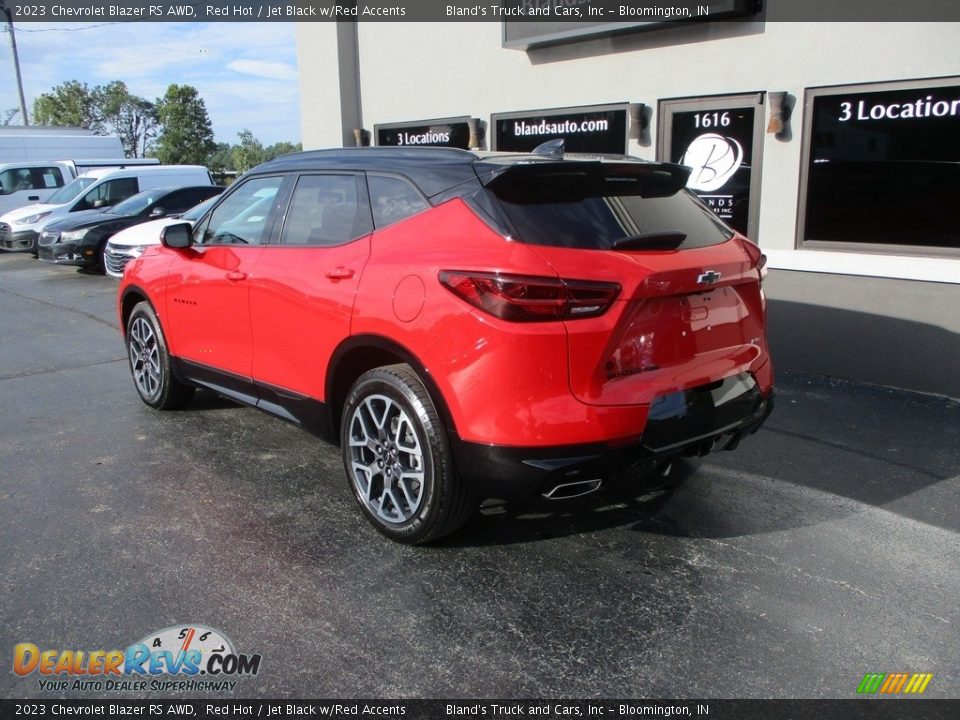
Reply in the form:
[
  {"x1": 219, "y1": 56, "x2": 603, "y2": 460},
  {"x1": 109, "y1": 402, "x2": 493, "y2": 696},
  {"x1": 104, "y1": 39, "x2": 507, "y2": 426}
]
[
  {"x1": 249, "y1": 237, "x2": 371, "y2": 400},
  {"x1": 163, "y1": 245, "x2": 264, "y2": 380},
  {"x1": 528, "y1": 239, "x2": 772, "y2": 407}
]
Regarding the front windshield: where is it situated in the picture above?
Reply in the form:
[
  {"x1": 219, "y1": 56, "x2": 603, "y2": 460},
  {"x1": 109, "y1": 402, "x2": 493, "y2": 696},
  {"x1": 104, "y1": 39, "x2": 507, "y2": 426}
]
[
  {"x1": 182, "y1": 196, "x2": 218, "y2": 222},
  {"x1": 46, "y1": 176, "x2": 97, "y2": 205},
  {"x1": 108, "y1": 190, "x2": 158, "y2": 217}
]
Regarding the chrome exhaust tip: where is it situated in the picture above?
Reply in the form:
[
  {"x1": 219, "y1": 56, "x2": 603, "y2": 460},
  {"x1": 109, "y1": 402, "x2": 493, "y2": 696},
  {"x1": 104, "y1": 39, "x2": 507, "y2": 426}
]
[{"x1": 542, "y1": 478, "x2": 603, "y2": 500}]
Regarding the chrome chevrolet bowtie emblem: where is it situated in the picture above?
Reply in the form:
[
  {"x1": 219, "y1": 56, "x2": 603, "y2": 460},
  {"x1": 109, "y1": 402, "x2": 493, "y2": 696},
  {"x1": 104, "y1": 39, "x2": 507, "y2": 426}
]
[{"x1": 697, "y1": 270, "x2": 722, "y2": 285}]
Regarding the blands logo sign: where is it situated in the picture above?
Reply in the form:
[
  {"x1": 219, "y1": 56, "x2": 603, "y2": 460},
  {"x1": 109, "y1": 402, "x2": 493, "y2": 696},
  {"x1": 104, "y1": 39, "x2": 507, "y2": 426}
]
[{"x1": 857, "y1": 672, "x2": 933, "y2": 695}]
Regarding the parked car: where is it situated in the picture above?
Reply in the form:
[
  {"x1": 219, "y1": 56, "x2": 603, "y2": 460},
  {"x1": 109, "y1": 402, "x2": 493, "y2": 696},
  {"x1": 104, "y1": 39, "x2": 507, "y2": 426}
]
[
  {"x1": 0, "y1": 165, "x2": 213, "y2": 255},
  {"x1": 35, "y1": 185, "x2": 222, "y2": 271},
  {"x1": 104, "y1": 194, "x2": 222, "y2": 278},
  {"x1": 118, "y1": 146, "x2": 773, "y2": 543}
]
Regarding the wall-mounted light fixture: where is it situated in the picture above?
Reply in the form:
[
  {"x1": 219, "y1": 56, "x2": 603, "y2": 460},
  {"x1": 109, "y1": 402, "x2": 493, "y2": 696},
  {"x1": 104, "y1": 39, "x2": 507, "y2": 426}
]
[
  {"x1": 767, "y1": 92, "x2": 794, "y2": 141},
  {"x1": 353, "y1": 128, "x2": 371, "y2": 147},
  {"x1": 628, "y1": 103, "x2": 652, "y2": 147},
  {"x1": 467, "y1": 118, "x2": 486, "y2": 150}
]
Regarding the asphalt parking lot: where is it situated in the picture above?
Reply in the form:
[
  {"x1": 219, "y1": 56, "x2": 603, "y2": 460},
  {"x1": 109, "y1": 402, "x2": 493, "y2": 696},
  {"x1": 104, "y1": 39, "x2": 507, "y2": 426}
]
[{"x1": 1, "y1": 252, "x2": 958, "y2": 700}]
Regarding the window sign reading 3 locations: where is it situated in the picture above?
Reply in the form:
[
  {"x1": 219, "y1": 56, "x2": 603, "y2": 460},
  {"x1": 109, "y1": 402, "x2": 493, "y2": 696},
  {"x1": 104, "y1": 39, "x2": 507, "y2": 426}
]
[
  {"x1": 375, "y1": 117, "x2": 473, "y2": 149},
  {"x1": 670, "y1": 106, "x2": 756, "y2": 235},
  {"x1": 803, "y1": 80, "x2": 960, "y2": 251}
]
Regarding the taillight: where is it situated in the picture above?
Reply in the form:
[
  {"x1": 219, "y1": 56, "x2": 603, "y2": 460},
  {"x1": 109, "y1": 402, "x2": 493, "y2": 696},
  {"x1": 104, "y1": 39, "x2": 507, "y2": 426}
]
[
  {"x1": 738, "y1": 236, "x2": 768, "y2": 282},
  {"x1": 439, "y1": 270, "x2": 620, "y2": 322}
]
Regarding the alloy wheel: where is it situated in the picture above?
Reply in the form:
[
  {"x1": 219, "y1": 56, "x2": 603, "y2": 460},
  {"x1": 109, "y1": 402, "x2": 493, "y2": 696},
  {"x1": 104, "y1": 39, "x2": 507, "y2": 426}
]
[
  {"x1": 129, "y1": 316, "x2": 162, "y2": 400},
  {"x1": 347, "y1": 394, "x2": 425, "y2": 525}
]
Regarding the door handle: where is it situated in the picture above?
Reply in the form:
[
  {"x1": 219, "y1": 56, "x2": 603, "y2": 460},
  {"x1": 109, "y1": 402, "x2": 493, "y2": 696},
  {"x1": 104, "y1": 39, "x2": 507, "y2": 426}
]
[
  {"x1": 28, "y1": 195, "x2": 39, "y2": 201},
  {"x1": 325, "y1": 267, "x2": 355, "y2": 281},
  {"x1": 226, "y1": 270, "x2": 247, "y2": 281}
]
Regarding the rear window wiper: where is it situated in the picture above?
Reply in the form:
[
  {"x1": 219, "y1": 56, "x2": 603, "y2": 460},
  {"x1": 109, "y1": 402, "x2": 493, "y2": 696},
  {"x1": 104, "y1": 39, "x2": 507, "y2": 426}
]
[{"x1": 611, "y1": 231, "x2": 687, "y2": 251}]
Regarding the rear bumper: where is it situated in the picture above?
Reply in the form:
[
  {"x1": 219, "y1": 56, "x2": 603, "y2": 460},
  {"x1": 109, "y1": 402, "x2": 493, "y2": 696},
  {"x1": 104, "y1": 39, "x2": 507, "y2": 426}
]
[{"x1": 452, "y1": 374, "x2": 773, "y2": 501}]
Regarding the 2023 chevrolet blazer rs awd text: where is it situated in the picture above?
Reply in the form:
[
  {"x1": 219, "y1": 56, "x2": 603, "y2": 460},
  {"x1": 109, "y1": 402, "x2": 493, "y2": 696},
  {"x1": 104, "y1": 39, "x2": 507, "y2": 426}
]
[{"x1": 118, "y1": 146, "x2": 773, "y2": 543}]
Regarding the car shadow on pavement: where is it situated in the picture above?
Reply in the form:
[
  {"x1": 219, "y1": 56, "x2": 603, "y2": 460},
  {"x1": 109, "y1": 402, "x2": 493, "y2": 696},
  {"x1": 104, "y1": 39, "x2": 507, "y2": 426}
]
[
  {"x1": 441, "y1": 463, "x2": 698, "y2": 547},
  {"x1": 444, "y1": 371, "x2": 960, "y2": 547},
  {"x1": 189, "y1": 388, "x2": 247, "y2": 412}
]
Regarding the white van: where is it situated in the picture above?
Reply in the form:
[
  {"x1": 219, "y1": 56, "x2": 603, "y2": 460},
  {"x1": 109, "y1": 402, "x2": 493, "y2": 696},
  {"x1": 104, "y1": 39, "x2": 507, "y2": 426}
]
[
  {"x1": 0, "y1": 126, "x2": 124, "y2": 164},
  {"x1": 0, "y1": 158, "x2": 161, "y2": 217},
  {"x1": 0, "y1": 165, "x2": 213, "y2": 253}
]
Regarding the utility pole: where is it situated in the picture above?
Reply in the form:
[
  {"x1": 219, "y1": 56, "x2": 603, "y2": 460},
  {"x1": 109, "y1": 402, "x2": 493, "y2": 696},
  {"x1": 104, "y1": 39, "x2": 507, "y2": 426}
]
[{"x1": 1, "y1": 1, "x2": 29, "y2": 125}]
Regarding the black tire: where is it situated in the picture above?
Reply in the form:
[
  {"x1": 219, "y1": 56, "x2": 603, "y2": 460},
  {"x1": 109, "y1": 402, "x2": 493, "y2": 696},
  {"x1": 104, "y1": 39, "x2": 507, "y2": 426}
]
[
  {"x1": 126, "y1": 301, "x2": 195, "y2": 410},
  {"x1": 340, "y1": 364, "x2": 473, "y2": 544},
  {"x1": 97, "y1": 242, "x2": 108, "y2": 274}
]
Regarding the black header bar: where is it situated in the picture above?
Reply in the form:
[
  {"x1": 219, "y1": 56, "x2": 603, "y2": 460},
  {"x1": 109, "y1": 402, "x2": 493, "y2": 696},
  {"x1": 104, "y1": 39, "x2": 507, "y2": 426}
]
[
  {"x1": 5, "y1": 1, "x2": 960, "y2": 23},
  {"x1": 2, "y1": 699, "x2": 960, "y2": 720}
]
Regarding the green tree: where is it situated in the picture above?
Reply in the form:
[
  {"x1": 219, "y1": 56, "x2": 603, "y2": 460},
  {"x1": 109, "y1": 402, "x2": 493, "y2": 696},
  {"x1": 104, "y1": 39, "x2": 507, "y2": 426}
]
[
  {"x1": 154, "y1": 84, "x2": 216, "y2": 165},
  {"x1": 263, "y1": 140, "x2": 302, "y2": 162},
  {"x1": 206, "y1": 142, "x2": 235, "y2": 173},
  {"x1": 31, "y1": 80, "x2": 158, "y2": 157},
  {"x1": 94, "y1": 82, "x2": 158, "y2": 158},
  {"x1": 32, "y1": 81, "x2": 100, "y2": 130},
  {"x1": 231, "y1": 129, "x2": 266, "y2": 173}
]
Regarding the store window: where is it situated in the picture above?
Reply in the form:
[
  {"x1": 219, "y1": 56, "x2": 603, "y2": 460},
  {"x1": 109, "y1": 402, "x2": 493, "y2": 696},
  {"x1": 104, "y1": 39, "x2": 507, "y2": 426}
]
[
  {"x1": 799, "y1": 77, "x2": 960, "y2": 255},
  {"x1": 657, "y1": 93, "x2": 765, "y2": 240}
]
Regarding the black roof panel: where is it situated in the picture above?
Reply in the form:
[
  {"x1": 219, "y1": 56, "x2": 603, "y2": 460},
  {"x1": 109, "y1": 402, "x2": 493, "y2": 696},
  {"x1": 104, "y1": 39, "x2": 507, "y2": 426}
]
[
  {"x1": 250, "y1": 147, "x2": 655, "y2": 198},
  {"x1": 253, "y1": 147, "x2": 482, "y2": 198}
]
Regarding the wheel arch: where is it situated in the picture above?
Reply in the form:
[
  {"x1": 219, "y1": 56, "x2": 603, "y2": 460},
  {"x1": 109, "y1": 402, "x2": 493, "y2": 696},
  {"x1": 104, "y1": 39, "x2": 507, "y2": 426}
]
[
  {"x1": 326, "y1": 334, "x2": 458, "y2": 446},
  {"x1": 119, "y1": 284, "x2": 154, "y2": 338}
]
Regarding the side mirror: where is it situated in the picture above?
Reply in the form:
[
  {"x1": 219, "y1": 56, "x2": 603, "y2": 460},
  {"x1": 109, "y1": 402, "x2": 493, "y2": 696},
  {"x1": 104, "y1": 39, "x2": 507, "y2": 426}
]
[
  {"x1": 149, "y1": 206, "x2": 166, "y2": 217},
  {"x1": 93, "y1": 199, "x2": 107, "y2": 208},
  {"x1": 161, "y1": 222, "x2": 193, "y2": 249}
]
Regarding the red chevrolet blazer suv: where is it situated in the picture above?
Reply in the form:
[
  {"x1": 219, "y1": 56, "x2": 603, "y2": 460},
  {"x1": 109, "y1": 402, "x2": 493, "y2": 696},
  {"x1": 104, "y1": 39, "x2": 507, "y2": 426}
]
[{"x1": 118, "y1": 145, "x2": 773, "y2": 543}]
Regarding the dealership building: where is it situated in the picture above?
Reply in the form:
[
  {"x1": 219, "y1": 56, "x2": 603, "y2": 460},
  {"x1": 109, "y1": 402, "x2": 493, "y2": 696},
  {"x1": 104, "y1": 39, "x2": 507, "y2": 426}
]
[{"x1": 296, "y1": 9, "x2": 960, "y2": 398}]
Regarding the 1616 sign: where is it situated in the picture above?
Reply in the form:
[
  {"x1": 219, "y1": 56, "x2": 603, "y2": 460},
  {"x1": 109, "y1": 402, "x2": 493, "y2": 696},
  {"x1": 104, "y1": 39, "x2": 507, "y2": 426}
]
[{"x1": 670, "y1": 107, "x2": 756, "y2": 234}]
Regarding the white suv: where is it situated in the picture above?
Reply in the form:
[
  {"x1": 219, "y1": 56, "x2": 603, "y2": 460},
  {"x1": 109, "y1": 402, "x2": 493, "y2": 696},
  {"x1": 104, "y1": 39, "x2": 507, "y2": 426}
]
[{"x1": 104, "y1": 195, "x2": 219, "y2": 277}]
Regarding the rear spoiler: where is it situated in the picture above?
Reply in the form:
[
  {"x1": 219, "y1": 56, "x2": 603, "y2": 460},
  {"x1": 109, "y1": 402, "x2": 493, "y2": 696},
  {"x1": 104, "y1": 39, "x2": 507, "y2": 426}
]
[{"x1": 475, "y1": 159, "x2": 692, "y2": 201}]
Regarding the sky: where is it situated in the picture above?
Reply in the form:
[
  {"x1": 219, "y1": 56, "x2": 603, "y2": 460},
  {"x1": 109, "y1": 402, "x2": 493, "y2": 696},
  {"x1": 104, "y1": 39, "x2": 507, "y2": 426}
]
[{"x1": 0, "y1": 21, "x2": 301, "y2": 147}]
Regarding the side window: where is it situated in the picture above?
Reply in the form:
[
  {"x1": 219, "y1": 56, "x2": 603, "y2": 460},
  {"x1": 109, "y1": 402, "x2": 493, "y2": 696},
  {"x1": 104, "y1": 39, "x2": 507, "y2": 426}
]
[
  {"x1": 76, "y1": 177, "x2": 139, "y2": 211},
  {"x1": 199, "y1": 176, "x2": 284, "y2": 246},
  {"x1": 280, "y1": 174, "x2": 369, "y2": 247},
  {"x1": 0, "y1": 168, "x2": 36, "y2": 194},
  {"x1": 33, "y1": 167, "x2": 64, "y2": 190},
  {"x1": 161, "y1": 188, "x2": 205, "y2": 214},
  {"x1": 368, "y1": 175, "x2": 430, "y2": 229}
]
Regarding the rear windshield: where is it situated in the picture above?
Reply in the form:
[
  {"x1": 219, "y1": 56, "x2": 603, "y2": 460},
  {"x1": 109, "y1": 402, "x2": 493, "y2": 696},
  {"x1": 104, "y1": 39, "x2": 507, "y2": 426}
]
[{"x1": 490, "y1": 169, "x2": 734, "y2": 251}]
